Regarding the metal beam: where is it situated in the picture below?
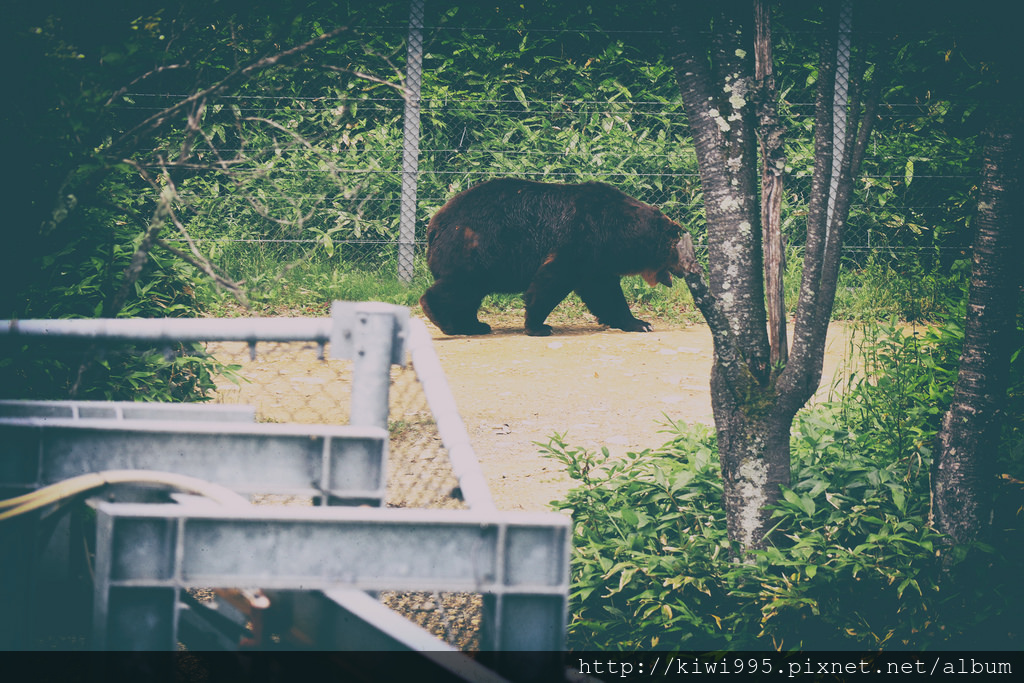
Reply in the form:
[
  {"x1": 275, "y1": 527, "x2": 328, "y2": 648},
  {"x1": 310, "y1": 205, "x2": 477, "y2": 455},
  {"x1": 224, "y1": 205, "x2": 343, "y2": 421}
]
[
  {"x1": 278, "y1": 590, "x2": 512, "y2": 681},
  {"x1": 338, "y1": 303, "x2": 406, "y2": 429},
  {"x1": 0, "y1": 317, "x2": 331, "y2": 343},
  {"x1": 91, "y1": 501, "x2": 570, "y2": 652},
  {"x1": 0, "y1": 417, "x2": 388, "y2": 505},
  {"x1": 0, "y1": 399, "x2": 256, "y2": 423},
  {"x1": 407, "y1": 319, "x2": 495, "y2": 511},
  {"x1": 1, "y1": 301, "x2": 409, "y2": 367}
]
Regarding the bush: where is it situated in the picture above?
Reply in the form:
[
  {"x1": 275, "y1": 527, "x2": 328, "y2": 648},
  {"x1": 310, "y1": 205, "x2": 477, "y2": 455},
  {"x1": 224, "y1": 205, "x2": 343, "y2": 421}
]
[
  {"x1": 1, "y1": 211, "x2": 239, "y2": 402},
  {"x1": 0, "y1": 339, "x2": 243, "y2": 403},
  {"x1": 544, "y1": 313, "x2": 1024, "y2": 651}
]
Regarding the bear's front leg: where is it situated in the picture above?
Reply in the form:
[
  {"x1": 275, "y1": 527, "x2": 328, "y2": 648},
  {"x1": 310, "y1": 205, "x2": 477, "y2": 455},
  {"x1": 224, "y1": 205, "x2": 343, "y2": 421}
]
[
  {"x1": 420, "y1": 279, "x2": 492, "y2": 335},
  {"x1": 575, "y1": 275, "x2": 653, "y2": 332}
]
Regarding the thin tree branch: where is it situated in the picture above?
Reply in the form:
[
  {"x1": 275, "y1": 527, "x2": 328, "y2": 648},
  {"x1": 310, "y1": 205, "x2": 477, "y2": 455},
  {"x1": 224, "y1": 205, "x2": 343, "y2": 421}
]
[
  {"x1": 103, "y1": 63, "x2": 190, "y2": 107},
  {"x1": 780, "y1": 7, "x2": 838, "y2": 405},
  {"x1": 154, "y1": 237, "x2": 248, "y2": 305},
  {"x1": 755, "y1": 0, "x2": 788, "y2": 369},
  {"x1": 177, "y1": 96, "x2": 208, "y2": 164},
  {"x1": 108, "y1": 25, "x2": 350, "y2": 156},
  {"x1": 104, "y1": 164, "x2": 174, "y2": 317},
  {"x1": 850, "y1": 59, "x2": 889, "y2": 179},
  {"x1": 317, "y1": 64, "x2": 405, "y2": 92},
  {"x1": 122, "y1": 157, "x2": 250, "y2": 308},
  {"x1": 241, "y1": 116, "x2": 317, "y2": 150}
]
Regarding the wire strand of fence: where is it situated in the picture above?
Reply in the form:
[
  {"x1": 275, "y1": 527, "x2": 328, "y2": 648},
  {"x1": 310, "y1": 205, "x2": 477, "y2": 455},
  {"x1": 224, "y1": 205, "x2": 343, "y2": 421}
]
[{"x1": 101, "y1": 8, "x2": 982, "y2": 281}]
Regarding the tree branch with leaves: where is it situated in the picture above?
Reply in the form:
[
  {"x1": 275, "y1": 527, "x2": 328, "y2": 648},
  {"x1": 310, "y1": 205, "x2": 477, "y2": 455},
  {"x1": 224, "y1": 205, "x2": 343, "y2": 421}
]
[{"x1": 3, "y1": 3, "x2": 404, "y2": 320}]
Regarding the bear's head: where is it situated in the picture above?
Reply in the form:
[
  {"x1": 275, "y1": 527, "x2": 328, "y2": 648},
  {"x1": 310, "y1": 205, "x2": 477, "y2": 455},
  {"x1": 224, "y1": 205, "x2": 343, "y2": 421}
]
[{"x1": 640, "y1": 217, "x2": 697, "y2": 288}]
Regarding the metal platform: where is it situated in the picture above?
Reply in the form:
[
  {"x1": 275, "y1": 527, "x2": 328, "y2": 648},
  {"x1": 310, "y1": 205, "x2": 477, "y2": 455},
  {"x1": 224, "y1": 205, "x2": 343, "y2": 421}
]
[{"x1": 0, "y1": 302, "x2": 571, "y2": 681}]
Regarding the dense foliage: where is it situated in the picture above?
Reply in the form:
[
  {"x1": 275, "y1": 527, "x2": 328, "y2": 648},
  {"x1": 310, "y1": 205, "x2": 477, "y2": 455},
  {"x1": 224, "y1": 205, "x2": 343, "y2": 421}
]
[
  {"x1": 1, "y1": 0, "x2": 406, "y2": 399},
  {"x1": 0, "y1": 339, "x2": 243, "y2": 402},
  {"x1": 544, "y1": 314, "x2": 1024, "y2": 650},
  {"x1": 2, "y1": 0, "x2": 983, "y2": 323}
]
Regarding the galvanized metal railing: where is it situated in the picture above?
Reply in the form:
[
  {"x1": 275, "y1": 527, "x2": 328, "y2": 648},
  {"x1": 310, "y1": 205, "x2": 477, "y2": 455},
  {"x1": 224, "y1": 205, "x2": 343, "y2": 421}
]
[{"x1": 0, "y1": 302, "x2": 568, "y2": 682}]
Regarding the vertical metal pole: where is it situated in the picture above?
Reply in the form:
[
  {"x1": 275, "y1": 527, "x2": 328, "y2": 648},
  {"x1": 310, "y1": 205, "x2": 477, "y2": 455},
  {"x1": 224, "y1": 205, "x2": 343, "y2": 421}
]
[
  {"x1": 349, "y1": 307, "x2": 397, "y2": 430},
  {"x1": 398, "y1": 0, "x2": 425, "y2": 284},
  {"x1": 92, "y1": 509, "x2": 180, "y2": 650},
  {"x1": 826, "y1": 0, "x2": 853, "y2": 242}
]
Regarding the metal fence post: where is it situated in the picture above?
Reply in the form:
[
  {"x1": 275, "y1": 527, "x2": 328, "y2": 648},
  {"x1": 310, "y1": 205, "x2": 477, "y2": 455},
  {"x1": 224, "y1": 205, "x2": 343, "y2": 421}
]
[
  {"x1": 826, "y1": 0, "x2": 853, "y2": 243},
  {"x1": 349, "y1": 307, "x2": 399, "y2": 430},
  {"x1": 398, "y1": 0, "x2": 426, "y2": 284}
]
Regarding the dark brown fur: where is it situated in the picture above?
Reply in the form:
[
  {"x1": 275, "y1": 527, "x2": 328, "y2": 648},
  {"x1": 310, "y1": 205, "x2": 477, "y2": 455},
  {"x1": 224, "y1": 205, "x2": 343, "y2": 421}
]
[{"x1": 420, "y1": 178, "x2": 689, "y2": 336}]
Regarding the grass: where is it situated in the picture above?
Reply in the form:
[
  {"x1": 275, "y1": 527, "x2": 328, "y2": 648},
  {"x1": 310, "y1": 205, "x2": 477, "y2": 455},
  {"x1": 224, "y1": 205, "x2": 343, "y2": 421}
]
[
  {"x1": 831, "y1": 255, "x2": 970, "y2": 321},
  {"x1": 197, "y1": 247, "x2": 707, "y2": 326},
  {"x1": 782, "y1": 249, "x2": 968, "y2": 322},
  {"x1": 478, "y1": 274, "x2": 703, "y2": 327},
  {"x1": 200, "y1": 247, "x2": 433, "y2": 317},
  {"x1": 196, "y1": 245, "x2": 969, "y2": 325}
]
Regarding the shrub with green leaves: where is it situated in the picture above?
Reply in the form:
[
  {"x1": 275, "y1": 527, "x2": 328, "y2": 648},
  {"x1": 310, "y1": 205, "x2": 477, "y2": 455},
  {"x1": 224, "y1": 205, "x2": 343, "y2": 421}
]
[
  {"x1": 0, "y1": 340, "x2": 244, "y2": 403},
  {"x1": 542, "y1": 425, "x2": 753, "y2": 650},
  {"x1": 544, "y1": 313, "x2": 1023, "y2": 651}
]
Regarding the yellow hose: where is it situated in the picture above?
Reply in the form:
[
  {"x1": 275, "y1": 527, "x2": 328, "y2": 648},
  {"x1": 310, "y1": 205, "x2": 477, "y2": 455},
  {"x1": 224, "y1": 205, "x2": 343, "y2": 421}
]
[{"x1": 0, "y1": 470, "x2": 250, "y2": 522}]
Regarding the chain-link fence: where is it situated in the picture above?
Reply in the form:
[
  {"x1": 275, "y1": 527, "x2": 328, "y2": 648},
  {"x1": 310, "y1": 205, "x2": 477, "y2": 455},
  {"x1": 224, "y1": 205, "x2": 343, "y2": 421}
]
[
  {"x1": 206, "y1": 340, "x2": 464, "y2": 510},
  {"x1": 206, "y1": 339, "x2": 482, "y2": 649},
  {"x1": 120, "y1": 1, "x2": 979, "y2": 286}
]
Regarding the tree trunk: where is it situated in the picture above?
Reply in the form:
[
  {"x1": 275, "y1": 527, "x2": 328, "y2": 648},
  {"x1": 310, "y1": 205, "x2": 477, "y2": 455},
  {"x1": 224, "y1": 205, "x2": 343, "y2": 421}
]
[
  {"x1": 710, "y1": 366, "x2": 794, "y2": 549},
  {"x1": 932, "y1": 122, "x2": 1023, "y2": 545},
  {"x1": 670, "y1": 3, "x2": 881, "y2": 551},
  {"x1": 755, "y1": 0, "x2": 788, "y2": 368}
]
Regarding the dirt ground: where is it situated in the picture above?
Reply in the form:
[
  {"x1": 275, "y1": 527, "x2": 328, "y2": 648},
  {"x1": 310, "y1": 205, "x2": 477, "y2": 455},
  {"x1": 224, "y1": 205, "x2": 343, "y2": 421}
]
[{"x1": 426, "y1": 314, "x2": 858, "y2": 511}]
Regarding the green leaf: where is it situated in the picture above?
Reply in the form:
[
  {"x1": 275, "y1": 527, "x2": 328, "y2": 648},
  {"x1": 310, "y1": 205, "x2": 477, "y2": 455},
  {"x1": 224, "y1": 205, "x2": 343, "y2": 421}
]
[
  {"x1": 513, "y1": 86, "x2": 529, "y2": 110},
  {"x1": 891, "y1": 486, "x2": 906, "y2": 515},
  {"x1": 616, "y1": 567, "x2": 637, "y2": 592},
  {"x1": 896, "y1": 578, "x2": 921, "y2": 598}
]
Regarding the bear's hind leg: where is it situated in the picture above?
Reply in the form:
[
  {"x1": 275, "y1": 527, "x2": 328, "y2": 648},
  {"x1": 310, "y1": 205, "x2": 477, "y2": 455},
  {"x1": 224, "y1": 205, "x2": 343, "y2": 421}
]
[
  {"x1": 575, "y1": 275, "x2": 652, "y2": 332},
  {"x1": 420, "y1": 279, "x2": 491, "y2": 335},
  {"x1": 523, "y1": 261, "x2": 575, "y2": 336}
]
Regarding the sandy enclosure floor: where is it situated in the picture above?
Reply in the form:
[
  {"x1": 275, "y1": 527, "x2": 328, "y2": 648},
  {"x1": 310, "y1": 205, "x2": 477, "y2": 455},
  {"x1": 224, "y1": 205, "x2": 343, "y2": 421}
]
[
  {"x1": 427, "y1": 317, "x2": 859, "y2": 511},
  {"x1": 206, "y1": 315, "x2": 859, "y2": 513}
]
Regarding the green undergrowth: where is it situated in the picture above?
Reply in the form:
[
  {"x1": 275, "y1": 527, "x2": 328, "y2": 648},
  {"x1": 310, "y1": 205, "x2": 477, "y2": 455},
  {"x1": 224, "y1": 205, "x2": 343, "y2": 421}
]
[
  {"x1": 782, "y1": 250, "x2": 970, "y2": 323},
  {"x1": 543, "y1": 315, "x2": 1024, "y2": 651},
  {"x1": 200, "y1": 251, "x2": 432, "y2": 316}
]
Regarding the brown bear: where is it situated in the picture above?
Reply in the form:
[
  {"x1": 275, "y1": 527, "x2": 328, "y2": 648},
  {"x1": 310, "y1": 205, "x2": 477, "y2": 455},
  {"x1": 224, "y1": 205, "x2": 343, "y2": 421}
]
[{"x1": 419, "y1": 178, "x2": 691, "y2": 336}]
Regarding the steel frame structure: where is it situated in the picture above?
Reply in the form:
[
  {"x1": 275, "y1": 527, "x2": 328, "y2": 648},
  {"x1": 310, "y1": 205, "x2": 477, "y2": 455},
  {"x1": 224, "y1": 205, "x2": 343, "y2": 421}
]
[{"x1": 0, "y1": 302, "x2": 570, "y2": 682}]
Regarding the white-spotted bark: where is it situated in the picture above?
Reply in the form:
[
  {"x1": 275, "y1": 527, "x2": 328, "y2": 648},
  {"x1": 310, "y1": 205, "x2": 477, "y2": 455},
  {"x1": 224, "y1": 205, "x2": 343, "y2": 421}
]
[{"x1": 669, "y1": 2, "x2": 882, "y2": 550}]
